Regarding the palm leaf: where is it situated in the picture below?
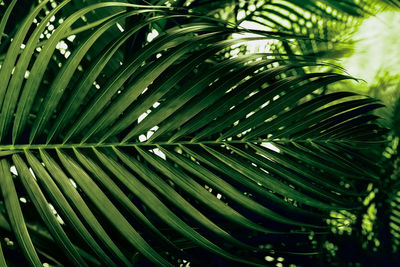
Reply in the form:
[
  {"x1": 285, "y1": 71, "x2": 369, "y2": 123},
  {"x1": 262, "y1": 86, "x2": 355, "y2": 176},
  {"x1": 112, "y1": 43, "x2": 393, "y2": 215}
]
[{"x1": 0, "y1": 1, "x2": 384, "y2": 266}]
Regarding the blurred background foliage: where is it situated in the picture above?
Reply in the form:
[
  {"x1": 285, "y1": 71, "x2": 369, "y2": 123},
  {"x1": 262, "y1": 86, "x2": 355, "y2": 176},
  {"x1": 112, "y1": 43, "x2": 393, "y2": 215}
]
[{"x1": 1, "y1": 0, "x2": 400, "y2": 266}]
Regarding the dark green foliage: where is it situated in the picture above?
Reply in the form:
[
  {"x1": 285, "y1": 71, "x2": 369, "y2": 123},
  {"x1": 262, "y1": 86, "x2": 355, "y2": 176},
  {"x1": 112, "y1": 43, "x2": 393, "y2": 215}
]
[{"x1": 0, "y1": 0, "x2": 393, "y2": 266}]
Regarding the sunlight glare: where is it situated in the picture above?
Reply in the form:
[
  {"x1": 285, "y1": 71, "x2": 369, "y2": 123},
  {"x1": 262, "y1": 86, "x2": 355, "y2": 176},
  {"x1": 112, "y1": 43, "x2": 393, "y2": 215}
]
[
  {"x1": 232, "y1": 21, "x2": 277, "y2": 54},
  {"x1": 341, "y1": 11, "x2": 400, "y2": 84}
]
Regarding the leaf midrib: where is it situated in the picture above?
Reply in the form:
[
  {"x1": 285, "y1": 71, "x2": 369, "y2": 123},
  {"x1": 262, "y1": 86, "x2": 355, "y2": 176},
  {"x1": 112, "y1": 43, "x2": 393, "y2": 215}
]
[{"x1": 0, "y1": 138, "x2": 385, "y2": 151}]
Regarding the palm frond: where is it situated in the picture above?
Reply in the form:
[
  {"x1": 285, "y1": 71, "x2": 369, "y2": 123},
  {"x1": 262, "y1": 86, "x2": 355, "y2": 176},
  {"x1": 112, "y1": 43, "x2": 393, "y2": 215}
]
[{"x1": 0, "y1": 1, "x2": 385, "y2": 266}]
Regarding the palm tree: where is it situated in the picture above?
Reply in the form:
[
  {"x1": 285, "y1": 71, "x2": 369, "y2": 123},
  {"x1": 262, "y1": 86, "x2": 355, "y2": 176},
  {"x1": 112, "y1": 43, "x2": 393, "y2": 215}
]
[{"x1": 0, "y1": 0, "x2": 388, "y2": 266}]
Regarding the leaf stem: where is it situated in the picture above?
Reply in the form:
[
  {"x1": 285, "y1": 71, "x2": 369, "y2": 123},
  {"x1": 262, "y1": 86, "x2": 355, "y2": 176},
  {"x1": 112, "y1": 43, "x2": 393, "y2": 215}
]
[{"x1": 0, "y1": 138, "x2": 387, "y2": 151}]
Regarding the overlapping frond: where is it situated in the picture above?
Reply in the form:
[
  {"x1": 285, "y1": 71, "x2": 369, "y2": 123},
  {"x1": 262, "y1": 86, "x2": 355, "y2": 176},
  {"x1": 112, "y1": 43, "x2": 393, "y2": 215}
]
[{"x1": 0, "y1": 1, "x2": 385, "y2": 266}]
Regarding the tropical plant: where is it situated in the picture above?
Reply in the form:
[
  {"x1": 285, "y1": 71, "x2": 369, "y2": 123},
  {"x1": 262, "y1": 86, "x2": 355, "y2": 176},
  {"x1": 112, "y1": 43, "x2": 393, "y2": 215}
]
[
  {"x1": 322, "y1": 74, "x2": 400, "y2": 267},
  {"x1": 0, "y1": 0, "x2": 387, "y2": 266}
]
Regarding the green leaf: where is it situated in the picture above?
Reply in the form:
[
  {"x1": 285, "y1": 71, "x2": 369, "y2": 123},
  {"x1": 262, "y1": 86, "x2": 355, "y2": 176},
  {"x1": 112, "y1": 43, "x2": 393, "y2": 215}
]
[
  {"x1": 72, "y1": 147, "x2": 177, "y2": 253},
  {"x1": 13, "y1": 153, "x2": 87, "y2": 266},
  {"x1": 56, "y1": 148, "x2": 171, "y2": 266},
  {"x1": 93, "y1": 147, "x2": 249, "y2": 260},
  {"x1": 0, "y1": 0, "x2": 50, "y2": 113},
  {"x1": 0, "y1": 0, "x2": 17, "y2": 45},
  {"x1": 0, "y1": 242, "x2": 6, "y2": 267},
  {"x1": 0, "y1": 159, "x2": 42, "y2": 266},
  {"x1": 0, "y1": 0, "x2": 71, "y2": 142},
  {"x1": 24, "y1": 150, "x2": 118, "y2": 266},
  {"x1": 156, "y1": 145, "x2": 316, "y2": 228}
]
